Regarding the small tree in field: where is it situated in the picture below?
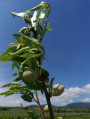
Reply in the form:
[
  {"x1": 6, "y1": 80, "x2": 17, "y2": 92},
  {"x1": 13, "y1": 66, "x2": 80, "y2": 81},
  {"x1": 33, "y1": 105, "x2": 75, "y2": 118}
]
[{"x1": 0, "y1": 1, "x2": 64, "y2": 119}]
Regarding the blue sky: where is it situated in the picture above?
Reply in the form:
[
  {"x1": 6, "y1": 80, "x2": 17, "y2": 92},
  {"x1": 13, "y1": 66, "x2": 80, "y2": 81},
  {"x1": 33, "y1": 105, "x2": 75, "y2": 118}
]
[{"x1": 0, "y1": 0, "x2": 90, "y2": 106}]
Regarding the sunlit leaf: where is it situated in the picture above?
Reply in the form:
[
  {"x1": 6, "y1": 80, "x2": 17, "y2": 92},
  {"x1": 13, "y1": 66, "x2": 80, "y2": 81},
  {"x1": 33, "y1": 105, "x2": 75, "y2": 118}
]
[
  {"x1": 26, "y1": 1, "x2": 46, "y2": 12},
  {"x1": 0, "y1": 87, "x2": 21, "y2": 96},
  {"x1": 11, "y1": 46, "x2": 30, "y2": 55},
  {"x1": 11, "y1": 12, "x2": 32, "y2": 25},
  {"x1": 0, "y1": 55, "x2": 15, "y2": 62},
  {"x1": 11, "y1": 12, "x2": 28, "y2": 18},
  {"x1": 0, "y1": 47, "x2": 16, "y2": 57},
  {"x1": 31, "y1": 9, "x2": 49, "y2": 29},
  {"x1": 2, "y1": 82, "x2": 21, "y2": 88},
  {"x1": 47, "y1": 21, "x2": 52, "y2": 31},
  {"x1": 25, "y1": 10, "x2": 30, "y2": 14},
  {"x1": 7, "y1": 42, "x2": 25, "y2": 46},
  {"x1": 0, "y1": 55, "x2": 25, "y2": 64}
]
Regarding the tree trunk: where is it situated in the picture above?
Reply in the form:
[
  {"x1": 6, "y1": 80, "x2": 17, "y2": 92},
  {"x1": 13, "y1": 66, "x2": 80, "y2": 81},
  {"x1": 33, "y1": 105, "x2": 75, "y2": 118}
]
[{"x1": 41, "y1": 76, "x2": 54, "y2": 119}]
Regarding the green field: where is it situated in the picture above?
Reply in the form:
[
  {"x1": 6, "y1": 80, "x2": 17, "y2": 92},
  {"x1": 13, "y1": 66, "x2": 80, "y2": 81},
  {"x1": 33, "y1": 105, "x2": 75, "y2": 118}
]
[{"x1": 0, "y1": 107, "x2": 90, "y2": 119}]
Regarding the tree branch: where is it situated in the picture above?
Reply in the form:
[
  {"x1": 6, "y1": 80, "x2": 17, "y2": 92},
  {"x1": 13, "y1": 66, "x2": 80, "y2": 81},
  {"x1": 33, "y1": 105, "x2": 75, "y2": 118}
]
[{"x1": 34, "y1": 91, "x2": 45, "y2": 119}]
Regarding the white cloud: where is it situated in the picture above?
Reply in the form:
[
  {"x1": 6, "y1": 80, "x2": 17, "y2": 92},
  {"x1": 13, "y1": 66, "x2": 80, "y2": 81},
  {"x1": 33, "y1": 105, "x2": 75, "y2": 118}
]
[
  {"x1": 81, "y1": 98, "x2": 90, "y2": 102},
  {"x1": 50, "y1": 84, "x2": 90, "y2": 106},
  {"x1": 0, "y1": 83, "x2": 90, "y2": 107},
  {"x1": 84, "y1": 84, "x2": 90, "y2": 89}
]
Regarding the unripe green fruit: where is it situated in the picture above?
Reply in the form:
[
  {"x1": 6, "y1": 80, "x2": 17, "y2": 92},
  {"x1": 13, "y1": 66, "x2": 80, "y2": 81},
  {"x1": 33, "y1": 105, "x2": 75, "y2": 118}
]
[
  {"x1": 51, "y1": 84, "x2": 64, "y2": 96},
  {"x1": 44, "y1": 105, "x2": 48, "y2": 111},
  {"x1": 22, "y1": 68, "x2": 39, "y2": 82}
]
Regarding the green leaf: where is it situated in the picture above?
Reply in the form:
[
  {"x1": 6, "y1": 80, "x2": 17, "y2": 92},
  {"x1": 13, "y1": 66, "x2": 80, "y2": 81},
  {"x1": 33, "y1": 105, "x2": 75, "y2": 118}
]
[
  {"x1": 13, "y1": 34, "x2": 32, "y2": 46},
  {"x1": 26, "y1": 1, "x2": 46, "y2": 12},
  {"x1": 14, "y1": 77, "x2": 21, "y2": 82},
  {"x1": 48, "y1": 78, "x2": 55, "y2": 94},
  {"x1": 20, "y1": 34, "x2": 38, "y2": 42},
  {"x1": 20, "y1": 34, "x2": 45, "y2": 54},
  {"x1": 21, "y1": 53, "x2": 43, "y2": 68},
  {"x1": 36, "y1": 25, "x2": 43, "y2": 38},
  {"x1": 19, "y1": 54, "x2": 39, "y2": 70},
  {"x1": 50, "y1": 78, "x2": 55, "y2": 88},
  {"x1": 12, "y1": 71, "x2": 23, "y2": 77},
  {"x1": 0, "y1": 91, "x2": 14, "y2": 96},
  {"x1": 10, "y1": 46, "x2": 30, "y2": 55},
  {"x1": 27, "y1": 58, "x2": 39, "y2": 71},
  {"x1": 0, "y1": 87, "x2": 21, "y2": 96},
  {"x1": 19, "y1": 52, "x2": 33, "y2": 58},
  {"x1": 24, "y1": 18, "x2": 31, "y2": 24},
  {"x1": 31, "y1": 10, "x2": 41, "y2": 28},
  {"x1": 11, "y1": 12, "x2": 31, "y2": 20},
  {"x1": 0, "y1": 55, "x2": 15, "y2": 63},
  {"x1": 42, "y1": 69, "x2": 49, "y2": 80},
  {"x1": 21, "y1": 93, "x2": 33, "y2": 102},
  {"x1": 0, "y1": 55, "x2": 25, "y2": 64},
  {"x1": 11, "y1": 12, "x2": 28, "y2": 18},
  {"x1": 11, "y1": 61, "x2": 20, "y2": 71},
  {"x1": 13, "y1": 34, "x2": 45, "y2": 54},
  {"x1": 31, "y1": 9, "x2": 49, "y2": 29},
  {"x1": 47, "y1": 21, "x2": 52, "y2": 31},
  {"x1": 12, "y1": 56, "x2": 26, "y2": 62},
  {"x1": 7, "y1": 42, "x2": 25, "y2": 46},
  {"x1": 23, "y1": 79, "x2": 43, "y2": 90},
  {"x1": 0, "y1": 47, "x2": 16, "y2": 57},
  {"x1": 2, "y1": 82, "x2": 21, "y2": 88},
  {"x1": 11, "y1": 12, "x2": 32, "y2": 24},
  {"x1": 41, "y1": 89, "x2": 44, "y2": 95}
]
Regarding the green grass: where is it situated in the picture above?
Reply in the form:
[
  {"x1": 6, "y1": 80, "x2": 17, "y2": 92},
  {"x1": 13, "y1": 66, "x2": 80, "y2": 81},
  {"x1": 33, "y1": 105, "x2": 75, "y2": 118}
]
[
  {"x1": 0, "y1": 113, "x2": 89, "y2": 119},
  {"x1": 0, "y1": 107, "x2": 90, "y2": 119},
  {"x1": 45, "y1": 113, "x2": 90, "y2": 119},
  {"x1": 58, "y1": 114, "x2": 90, "y2": 119}
]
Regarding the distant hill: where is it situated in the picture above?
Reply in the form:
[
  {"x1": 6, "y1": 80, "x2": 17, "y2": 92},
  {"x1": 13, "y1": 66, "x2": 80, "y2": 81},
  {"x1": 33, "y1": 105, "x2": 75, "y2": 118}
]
[
  {"x1": 26, "y1": 102, "x2": 90, "y2": 109},
  {"x1": 26, "y1": 104, "x2": 58, "y2": 108},
  {"x1": 64, "y1": 102, "x2": 90, "y2": 109}
]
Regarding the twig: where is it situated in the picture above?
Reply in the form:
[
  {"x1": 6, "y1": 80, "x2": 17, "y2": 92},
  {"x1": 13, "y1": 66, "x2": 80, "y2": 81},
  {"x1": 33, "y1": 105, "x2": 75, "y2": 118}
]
[{"x1": 34, "y1": 91, "x2": 45, "y2": 119}]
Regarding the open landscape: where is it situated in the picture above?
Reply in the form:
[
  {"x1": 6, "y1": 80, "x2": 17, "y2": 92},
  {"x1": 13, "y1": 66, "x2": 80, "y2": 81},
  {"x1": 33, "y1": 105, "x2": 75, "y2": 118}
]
[
  {"x1": 0, "y1": 102, "x2": 90, "y2": 119},
  {"x1": 0, "y1": 0, "x2": 90, "y2": 119}
]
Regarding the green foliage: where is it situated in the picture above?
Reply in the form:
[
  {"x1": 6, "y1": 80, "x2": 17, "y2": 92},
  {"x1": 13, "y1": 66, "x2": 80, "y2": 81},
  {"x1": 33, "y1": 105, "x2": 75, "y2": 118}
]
[
  {"x1": 47, "y1": 21, "x2": 52, "y2": 31},
  {"x1": 0, "y1": 1, "x2": 52, "y2": 98},
  {"x1": 26, "y1": 110, "x2": 41, "y2": 119},
  {"x1": 0, "y1": 1, "x2": 60, "y2": 119},
  {"x1": 21, "y1": 93, "x2": 34, "y2": 102},
  {"x1": 2, "y1": 82, "x2": 21, "y2": 88}
]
